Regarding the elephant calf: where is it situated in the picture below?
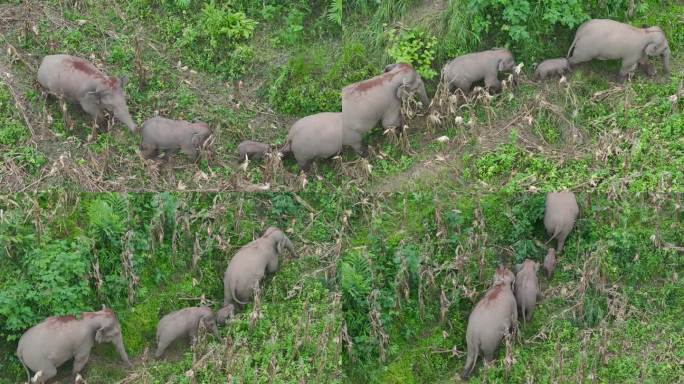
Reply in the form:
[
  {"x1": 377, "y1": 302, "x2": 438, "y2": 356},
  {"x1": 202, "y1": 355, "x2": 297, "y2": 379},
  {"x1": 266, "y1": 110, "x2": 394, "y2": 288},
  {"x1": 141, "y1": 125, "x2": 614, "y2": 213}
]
[
  {"x1": 544, "y1": 191, "x2": 579, "y2": 253},
  {"x1": 37, "y1": 54, "x2": 136, "y2": 138},
  {"x1": 281, "y1": 112, "x2": 343, "y2": 171},
  {"x1": 567, "y1": 19, "x2": 670, "y2": 81},
  {"x1": 237, "y1": 140, "x2": 270, "y2": 162},
  {"x1": 461, "y1": 267, "x2": 517, "y2": 379},
  {"x1": 535, "y1": 58, "x2": 570, "y2": 80},
  {"x1": 16, "y1": 308, "x2": 130, "y2": 383},
  {"x1": 514, "y1": 259, "x2": 540, "y2": 323},
  {"x1": 543, "y1": 248, "x2": 556, "y2": 279},
  {"x1": 442, "y1": 48, "x2": 516, "y2": 93},
  {"x1": 156, "y1": 306, "x2": 230, "y2": 358},
  {"x1": 140, "y1": 117, "x2": 212, "y2": 161},
  {"x1": 224, "y1": 227, "x2": 295, "y2": 307}
]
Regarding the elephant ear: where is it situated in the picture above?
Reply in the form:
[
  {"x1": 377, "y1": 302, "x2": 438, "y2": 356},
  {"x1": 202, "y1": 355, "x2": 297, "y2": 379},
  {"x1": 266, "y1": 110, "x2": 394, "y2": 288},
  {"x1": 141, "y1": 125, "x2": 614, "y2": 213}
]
[
  {"x1": 95, "y1": 325, "x2": 109, "y2": 343},
  {"x1": 497, "y1": 59, "x2": 505, "y2": 72},
  {"x1": 384, "y1": 64, "x2": 398, "y2": 73},
  {"x1": 86, "y1": 86, "x2": 104, "y2": 105},
  {"x1": 644, "y1": 42, "x2": 659, "y2": 56},
  {"x1": 276, "y1": 238, "x2": 286, "y2": 255},
  {"x1": 191, "y1": 133, "x2": 202, "y2": 147}
]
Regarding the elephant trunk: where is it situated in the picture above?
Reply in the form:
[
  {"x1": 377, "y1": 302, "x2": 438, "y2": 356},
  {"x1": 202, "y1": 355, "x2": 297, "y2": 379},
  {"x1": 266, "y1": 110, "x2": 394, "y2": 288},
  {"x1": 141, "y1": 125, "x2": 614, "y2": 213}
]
[
  {"x1": 662, "y1": 48, "x2": 670, "y2": 75},
  {"x1": 285, "y1": 237, "x2": 296, "y2": 257},
  {"x1": 113, "y1": 333, "x2": 132, "y2": 366},
  {"x1": 418, "y1": 86, "x2": 429, "y2": 108},
  {"x1": 114, "y1": 106, "x2": 137, "y2": 133}
]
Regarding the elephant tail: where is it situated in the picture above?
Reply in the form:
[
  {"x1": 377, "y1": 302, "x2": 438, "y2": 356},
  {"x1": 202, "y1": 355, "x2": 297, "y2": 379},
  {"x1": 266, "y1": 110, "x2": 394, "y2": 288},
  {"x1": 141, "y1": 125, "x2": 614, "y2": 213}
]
[
  {"x1": 230, "y1": 283, "x2": 249, "y2": 306},
  {"x1": 545, "y1": 226, "x2": 562, "y2": 247},
  {"x1": 16, "y1": 352, "x2": 31, "y2": 384},
  {"x1": 461, "y1": 334, "x2": 479, "y2": 380},
  {"x1": 566, "y1": 35, "x2": 578, "y2": 58},
  {"x1": 279, "y1": 139, "x2": 292, "y2": 156}
]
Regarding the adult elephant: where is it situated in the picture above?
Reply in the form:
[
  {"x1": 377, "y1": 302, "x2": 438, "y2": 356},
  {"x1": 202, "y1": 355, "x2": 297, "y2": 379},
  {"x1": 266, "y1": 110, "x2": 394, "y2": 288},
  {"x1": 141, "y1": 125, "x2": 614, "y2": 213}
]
[
  {"x1": 16, "y1": 307, "x2": 131, "y2": 383},
  {"x1": 567, "y1": 19, "x2": 670, "y2": 81},
  {"x1": 341, "y1": 63, "x2": 429, "y2": 156}
]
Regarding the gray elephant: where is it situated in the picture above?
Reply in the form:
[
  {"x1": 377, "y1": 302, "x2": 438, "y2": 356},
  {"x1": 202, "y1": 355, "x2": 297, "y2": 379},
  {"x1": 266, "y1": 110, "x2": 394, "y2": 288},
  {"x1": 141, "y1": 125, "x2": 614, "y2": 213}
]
[
  {"x1": 442, "y1": 48, "x2": 516, "y2": 93},
  {"x1": 567, "y1": 19, "x2": 670, "y2": 81},
  {"x1": 223, "y1": 227, "x2": 295, "y2": 307},
  {"x1": 341, "y1": 63, "x2": 428, "y2": 156},
  {"x1": 140, "y1": 117, "x2": 212, "y2": 161},
  {"x1": 155, "y1": 306, "x2": 225, "y2": 358},
  {"x1": 16, "y1": 307, "x2": 130, "y2": 383},
  {"x1": 216, "y1": 304, "x2": 235, "y2": 325},
  {"x1": 280, "y1": 112, "x2": 343, "y2": 171},
  {"x1": 544, "y1": 191, "x2": 579, "y2": 253},
  {"x1": 37, "y1": 54, "x2": 136, "y2": 138},
  {"x1": 513, "y1": 259, "x2": 540, "y2": 324},
  {"x1": 543, "y1": 248, "x2": 556, "y2": 279},
  {"x1": 535, "y1": 58, "x2": 570, "y2": 80},
  {"x1": 237, "y1": 140, "x2": 270, "y2": 162},
  {"x1": 461, "y1": 267, "x2": 517, "y2": 379}
]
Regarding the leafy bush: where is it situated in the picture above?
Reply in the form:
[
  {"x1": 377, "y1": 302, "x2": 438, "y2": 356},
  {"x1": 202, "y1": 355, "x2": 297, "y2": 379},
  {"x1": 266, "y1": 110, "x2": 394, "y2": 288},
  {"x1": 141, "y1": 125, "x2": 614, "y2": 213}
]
[{"x1": 386, "y1": 28, "x2": 438, "y2": 79}]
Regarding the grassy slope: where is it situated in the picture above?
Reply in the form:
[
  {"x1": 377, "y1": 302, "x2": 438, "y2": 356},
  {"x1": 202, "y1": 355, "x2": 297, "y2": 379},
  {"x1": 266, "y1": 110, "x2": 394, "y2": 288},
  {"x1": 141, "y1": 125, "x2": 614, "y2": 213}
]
[
  {"x1": 0, "y1": 192, "x2": 346, "y2": 383},
  {"x1": 339, "y1": 1, "x2": 684, "y2": 383}
]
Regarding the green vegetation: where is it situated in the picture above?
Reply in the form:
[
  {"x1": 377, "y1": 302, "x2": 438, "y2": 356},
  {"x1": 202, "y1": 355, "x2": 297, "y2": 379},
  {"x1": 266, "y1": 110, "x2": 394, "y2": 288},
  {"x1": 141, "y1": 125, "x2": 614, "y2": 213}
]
[
  {"x1": 0, "y1": 192, "x2": 345, "y2": 382},
  {"x1": 0, "y1": 0, "x2": 682, "y2": 383}
]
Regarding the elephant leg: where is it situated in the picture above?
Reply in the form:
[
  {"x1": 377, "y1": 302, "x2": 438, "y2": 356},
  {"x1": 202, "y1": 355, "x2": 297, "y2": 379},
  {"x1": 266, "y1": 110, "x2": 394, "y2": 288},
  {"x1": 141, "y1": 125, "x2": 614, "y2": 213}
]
[
  {"x1": 483, "y1": 351, "x2": 495, "y2": 364},
  {"x1": 141, "y1": 144, "x2": 158, "y2": 159},
  {"x1": 484, "y1": 75, "x2": 501, "y2": 92},
  {"x1": 155, "y1": 338, "x2": 170, "y2": 358},
  {"x1": 72, "y1": 351, "x2": 91, "y2": 375},
  {"x1": 349, "y1": 141, "x2": 368, "y2": 158},
  {"x1": 382, "y1": 109, "x2": 402, "y2": 131},
  {"x1": 618, "y1": 59, "x2": 639, "y2": 82},
  {"x1": 556, "y1": 233, "x2": 567, "y2": 253},
  {"x1": 181, "y1": 145, "x2": 199, "y2": 161},
  {"x1": 298, "y1": 158, "x2": 313, "y2": 173}
]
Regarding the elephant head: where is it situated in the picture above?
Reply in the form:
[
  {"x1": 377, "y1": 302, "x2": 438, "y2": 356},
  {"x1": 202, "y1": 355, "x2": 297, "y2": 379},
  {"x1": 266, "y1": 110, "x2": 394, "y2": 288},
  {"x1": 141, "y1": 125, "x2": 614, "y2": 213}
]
[
  {"x1": 492, "y1": 48, "x2": 516, "y2": 73},
  {"x1": 492, "y1": 266, "x2": 515, "y2": 287},
  {"x1": 199, "y1": 311, "x2": 220, "y2": 338},
  {"x1": 384, "y1": 63, "x2": 429, "y2": 107},
  {"x1": 83, "y1": 76, "x2": 137, "y2": 133},
  {"x1": 264, "y1": 227, "x2": 296, "y2": 257},
  {"x1": 643, "y1": 26, "x2": 670, "y2": 74},
  {"x1": 91, "y1": 309, "x2": 131, "y2": 366},
  {"x1": 191, "y1": 121, "x2": 212, "y2": 148},
  {"x1": 216, "y1": 304, "x2": 235, "y2": 325}
]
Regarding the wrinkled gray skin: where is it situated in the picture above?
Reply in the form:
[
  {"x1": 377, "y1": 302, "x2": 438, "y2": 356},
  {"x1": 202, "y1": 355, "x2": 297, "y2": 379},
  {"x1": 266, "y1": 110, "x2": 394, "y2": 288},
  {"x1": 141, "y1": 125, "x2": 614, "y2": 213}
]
[
  {"x1": 281, "y1": 112, "x2": 343, "y2": 171},
  {"x1": 543, "y1": 248, "x2": 556, "y2": 279},
  {"x1": 216, "y1": 304, "x2": 235, "y2": 325},
  {"x1": 237, "y1": 140, "x2": 270, "y2": 162},
  {"x1": 16, "y1": 308, "x2": 130, "y2": 384},
  {"x1": 442, "y1": 48, "x2": 516, "y2": 93},
  {"x1": 567, "y1": 19, "x2": 670, "y2": 81},
  {"x1": 544, "y1": 191, "x2": 579, "y2": 253},
  {"x1": 155, "y1": 306, "x2": 221, "y2": 358},
  {"x1": 535, "y1": 58, "x2": 570, "y2": 80},
  {"x1": 224, "y1": 227, "x2": 295, "y2": 307},
  {"x1": 140, "y1": 117, "x2": 211, "y2": 161},
  {"x1": 341, "y1": 63, "x2": 428, "y2": 156},
  {"x1": 513, "y1": 260, "x2": 540, "y2": 324},
  {"x1": 461, "y1": 267, "x2": 517, "y2": 379},
  {"x1": 37, "y1": 54, "x2": 136, "y2": 136}
]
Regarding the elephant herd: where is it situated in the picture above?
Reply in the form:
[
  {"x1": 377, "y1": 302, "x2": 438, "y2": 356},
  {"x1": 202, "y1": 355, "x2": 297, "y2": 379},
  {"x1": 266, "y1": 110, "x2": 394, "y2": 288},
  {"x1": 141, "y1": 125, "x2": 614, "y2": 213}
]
[
  {"x1": 461, "y1": 191, "x2": 579, "y2": 379},
  {"x1": 15, "y1": 227, "x2": 295, "y2": 383},
  {"x1": 36, "y1": 18, "x2": 669, "y2": 173}
]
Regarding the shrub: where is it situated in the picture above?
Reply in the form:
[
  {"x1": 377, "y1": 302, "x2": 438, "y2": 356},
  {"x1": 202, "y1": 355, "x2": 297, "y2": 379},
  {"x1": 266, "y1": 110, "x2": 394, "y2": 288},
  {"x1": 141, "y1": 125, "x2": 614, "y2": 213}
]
[{"x1": 386, "y1": 28, "x2": 438, "y2": 80}]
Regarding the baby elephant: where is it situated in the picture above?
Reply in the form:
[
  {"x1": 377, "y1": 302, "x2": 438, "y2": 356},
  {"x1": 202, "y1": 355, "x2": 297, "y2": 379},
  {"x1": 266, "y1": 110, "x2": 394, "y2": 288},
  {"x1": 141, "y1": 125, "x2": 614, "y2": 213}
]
[
  {"x1": 535, "y1": 58, "x2": 570, "y2": 80},
  {"x1": 224, "y1": 227, "x2": 295, "y2": 306},
  {"x1": 543, "y1": 248, "x2": 556, "y2": 279},
  {"x1": 140, "y1": 117, "x2": 211, "y2": 161},
  {"x1": 544, "y1": 191, "x2": 579, "y2": 253},
  {"x1": 461, "y1": 267, "x2": 517, "y2": 379},
  {"x1": 442, "y1": 48, "x2": 516, "y2": 93},
  {"x1": 281, "y1": 112, "x2": 343, "y2": 172},
  {"x1": 237, "y1": 140, "x2": 270, "y2": 162},
  {"x1": 37, "y1": 54, "x2": 137, "y2": 138},
  {"x1": 513, "y1": 259, "x2": 540, "y2": 324},
  {"x1": 155, "y1": 306, "x2": 227, "y2": 358}
]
